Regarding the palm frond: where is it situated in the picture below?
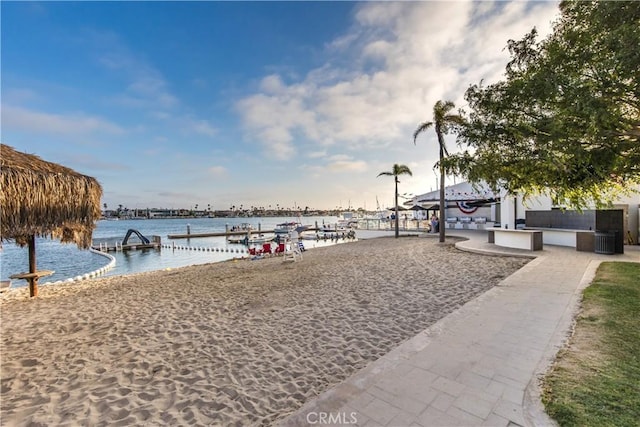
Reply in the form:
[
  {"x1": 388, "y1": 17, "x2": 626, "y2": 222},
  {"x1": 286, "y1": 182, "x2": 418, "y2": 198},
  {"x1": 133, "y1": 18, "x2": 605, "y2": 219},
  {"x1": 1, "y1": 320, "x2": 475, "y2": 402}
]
[
  {"x1": 394, "y1": 164, "x2": 413, "y2": 176},
  {"x1": 433, "y1": 100, "x2": 457, "y2": 123},
  {"x1": 413, "y1": 121, "x2": 433, "y2": 144}
]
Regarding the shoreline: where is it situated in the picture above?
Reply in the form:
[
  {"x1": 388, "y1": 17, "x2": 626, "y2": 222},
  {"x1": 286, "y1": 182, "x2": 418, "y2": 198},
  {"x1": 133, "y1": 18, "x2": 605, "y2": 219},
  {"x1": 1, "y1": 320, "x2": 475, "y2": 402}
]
[
  {"x1": 2, "y1": 225, "x2": 362, "y2": 290},
  {"x1": 1, "y1": 236, "x2": 529, "y2": 425}
]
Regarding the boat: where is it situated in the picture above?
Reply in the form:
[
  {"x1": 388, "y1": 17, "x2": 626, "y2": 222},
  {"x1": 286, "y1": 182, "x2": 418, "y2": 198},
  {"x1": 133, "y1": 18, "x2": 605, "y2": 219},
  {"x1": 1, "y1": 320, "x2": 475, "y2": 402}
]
[
  {"x1": 228, "y1": 234, "x2": 275, "y2": 245},
  {"x1": 312, "y1": 229, "x2": 356, "y2": 240},
  {"x1": 319, "y1": 221, "x2": 352, "y2": 233},
  {"x1": 300, "y1": 231, "x2": 321, "y2": 240},
  {"x1": 273, "y1": 222, "x2": 302, "y2": 234},
  {"x1": 230, "y1": 223, "x2": 253, "y2": 232}
]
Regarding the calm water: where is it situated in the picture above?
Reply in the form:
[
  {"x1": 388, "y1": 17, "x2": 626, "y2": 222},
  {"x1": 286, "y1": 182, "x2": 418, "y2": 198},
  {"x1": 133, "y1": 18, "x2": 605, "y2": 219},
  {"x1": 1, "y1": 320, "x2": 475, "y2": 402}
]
[{"x1": 1, "y1": 216, "x2": 342, "y2": 287}]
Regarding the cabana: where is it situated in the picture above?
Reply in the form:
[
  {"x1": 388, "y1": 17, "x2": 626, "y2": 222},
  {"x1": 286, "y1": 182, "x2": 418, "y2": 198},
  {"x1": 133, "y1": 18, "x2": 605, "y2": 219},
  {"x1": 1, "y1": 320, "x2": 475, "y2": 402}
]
[{"x1": 0, "y1": 144, "x2": 102, "y2": 297}]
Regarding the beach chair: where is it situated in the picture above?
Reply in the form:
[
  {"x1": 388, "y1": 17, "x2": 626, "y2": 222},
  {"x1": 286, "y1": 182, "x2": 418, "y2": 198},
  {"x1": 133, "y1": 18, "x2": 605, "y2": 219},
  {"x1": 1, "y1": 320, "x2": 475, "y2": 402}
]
[
  {"x1": 248, "y1": 247, "x2": 261, "y2": 256},
  {"x1": 274, "y1": 243, "x2": 285, "y2": 255},
  {"x1": 262, "y1": 243, "x2": 272, "y2": 256}
]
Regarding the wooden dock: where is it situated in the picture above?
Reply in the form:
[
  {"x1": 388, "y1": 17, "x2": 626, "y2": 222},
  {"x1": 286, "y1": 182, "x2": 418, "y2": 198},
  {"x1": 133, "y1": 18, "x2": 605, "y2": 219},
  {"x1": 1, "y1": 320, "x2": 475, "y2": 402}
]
[
  {"x1": 167, "y1": 230, "x2": 277, "y2": 239},
  {"x1": 167, "y1": 227, "x2": 326, "y2": 240},
  {"x1": 92, "y1": 242, "x2": 161, "y2": 252},
  {"x1": 92, "y1": 230, "x2": 162, "y2": 252}
]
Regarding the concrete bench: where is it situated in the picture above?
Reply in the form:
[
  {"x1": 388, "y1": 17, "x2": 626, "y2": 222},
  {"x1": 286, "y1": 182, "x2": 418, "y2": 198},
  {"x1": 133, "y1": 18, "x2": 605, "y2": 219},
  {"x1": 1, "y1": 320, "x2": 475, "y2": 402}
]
[
  {"x1": 488, "y1": 228, "x2": 543, "y2": 251},
  {"x1": 525, "y1": 227, "x2": 594, "y2": 252}
]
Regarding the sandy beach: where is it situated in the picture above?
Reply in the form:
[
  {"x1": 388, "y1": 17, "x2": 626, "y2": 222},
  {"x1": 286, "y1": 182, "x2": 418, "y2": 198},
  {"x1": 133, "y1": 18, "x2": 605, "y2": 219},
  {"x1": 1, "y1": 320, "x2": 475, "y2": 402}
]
[{"x1": 1, "y1": 236, "x2": 529, "y2": 426}]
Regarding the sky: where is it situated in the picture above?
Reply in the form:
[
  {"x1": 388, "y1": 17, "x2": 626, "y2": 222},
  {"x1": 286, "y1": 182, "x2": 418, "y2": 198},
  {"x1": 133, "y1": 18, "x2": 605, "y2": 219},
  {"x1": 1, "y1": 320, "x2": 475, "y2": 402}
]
[{"x1": 1, "y1": 1, "x2": 560, "y2": 212}]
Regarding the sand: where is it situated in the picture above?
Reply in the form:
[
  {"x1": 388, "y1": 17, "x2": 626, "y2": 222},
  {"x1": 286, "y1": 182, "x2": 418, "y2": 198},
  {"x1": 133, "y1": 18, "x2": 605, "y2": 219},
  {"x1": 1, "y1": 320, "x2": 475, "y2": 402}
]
[{"x1": 0, "y1": 236, "x2": 529, "y2": 426}]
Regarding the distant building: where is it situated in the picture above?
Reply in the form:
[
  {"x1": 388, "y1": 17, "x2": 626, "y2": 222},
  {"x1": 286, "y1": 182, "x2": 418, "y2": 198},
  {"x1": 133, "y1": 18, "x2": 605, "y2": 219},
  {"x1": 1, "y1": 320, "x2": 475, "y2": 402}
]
[{"x1": 411, "y1": 181, "x2": 499, "y2": 226}]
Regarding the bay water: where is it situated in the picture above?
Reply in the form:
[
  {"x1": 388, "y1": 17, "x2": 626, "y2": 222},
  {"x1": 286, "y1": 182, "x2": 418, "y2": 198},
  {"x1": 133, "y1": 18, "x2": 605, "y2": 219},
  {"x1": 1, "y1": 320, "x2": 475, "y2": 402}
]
[{"x1": 1, "y1": 216, "x2": 341, "y2": 288}]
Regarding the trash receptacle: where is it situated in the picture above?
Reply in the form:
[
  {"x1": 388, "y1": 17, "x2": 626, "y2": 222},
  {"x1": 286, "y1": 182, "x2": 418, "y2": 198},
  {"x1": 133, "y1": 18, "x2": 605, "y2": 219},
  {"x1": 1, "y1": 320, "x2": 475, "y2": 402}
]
[{"x1": 594, "y1": 231, "x2": 615, "y2": 255}]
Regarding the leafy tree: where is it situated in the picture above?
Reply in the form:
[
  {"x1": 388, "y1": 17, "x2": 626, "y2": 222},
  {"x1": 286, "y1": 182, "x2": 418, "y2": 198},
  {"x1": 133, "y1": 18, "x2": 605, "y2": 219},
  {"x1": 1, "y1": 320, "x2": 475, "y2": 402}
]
[
  {"x1": 377, "y1": 164, "x2": 413, "y2": 238},
  {"x1": 414, "y1": 100, "x2": 463, "y2": 242},
  {"x1": 444, "y1": 0, "x2": 640, "y2": 208}
]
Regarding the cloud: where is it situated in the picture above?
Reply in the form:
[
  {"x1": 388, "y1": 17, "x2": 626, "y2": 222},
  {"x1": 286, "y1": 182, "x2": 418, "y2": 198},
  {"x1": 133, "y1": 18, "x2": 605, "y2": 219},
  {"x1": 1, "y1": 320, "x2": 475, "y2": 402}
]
[
  {"x1": 236, "y1": 92, "x2": 317, "y2": 160},
  {"x1": 236, "y1": 1, "x2": 559, "y2": 162},
  {"x1": 307, "y1": 150, "x2": 327, "y2": 159},
  {"x1": 304, "y1": 153, "x2": 368, "y2": 175},
  {"x1": 2, "y1": 104, "x2": 124, "y2": 136},
  {"x1": 208, "y1": 165, "x2": 227, "y2": 176},
  {"x1": 2, "y1": 88, "x2": 41, "y2": 104},
  {"x1": 94, "y1": 34, "x2": 219, "y2": 139},
  {"x1": 260, "y1": 74, "x2": 287, "y2": 94},
  {"x1": 95, "y1": 35, "x2": 179, "y2": 111},
  {"x1": 328, "y1": 158, "x2": 367, "y2": 172},
  {"x1": 185, "y1": 118, "x2": 218, "y2": 137}
]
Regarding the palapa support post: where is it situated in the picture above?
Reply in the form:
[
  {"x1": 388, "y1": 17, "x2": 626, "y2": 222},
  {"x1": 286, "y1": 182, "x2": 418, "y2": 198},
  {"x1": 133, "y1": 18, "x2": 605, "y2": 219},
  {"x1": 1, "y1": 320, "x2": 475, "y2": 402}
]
[{"x1": 28, "y1": 234, "x2": 38, "y2": 297}]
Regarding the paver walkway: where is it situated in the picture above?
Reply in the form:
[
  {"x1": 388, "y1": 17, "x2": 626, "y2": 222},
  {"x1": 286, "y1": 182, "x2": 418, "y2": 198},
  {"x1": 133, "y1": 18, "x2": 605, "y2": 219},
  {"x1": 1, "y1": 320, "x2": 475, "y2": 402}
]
[{"x1": 279, "y1": 231, "x2": 639, "y2": 427}]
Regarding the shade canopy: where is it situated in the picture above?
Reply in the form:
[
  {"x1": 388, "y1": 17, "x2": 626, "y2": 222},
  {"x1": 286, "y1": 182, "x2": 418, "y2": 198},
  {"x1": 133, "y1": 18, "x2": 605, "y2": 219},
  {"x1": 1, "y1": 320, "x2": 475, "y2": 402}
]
[
  {"x1": 295, "y1": 225, "x2": 309, "y2": 233},
  {"x1": 409, "y1": 205, "x2": 429, "y2": 211},
  {"x1": 1, "y1": 144, "x2": 103, "y2": 249}
]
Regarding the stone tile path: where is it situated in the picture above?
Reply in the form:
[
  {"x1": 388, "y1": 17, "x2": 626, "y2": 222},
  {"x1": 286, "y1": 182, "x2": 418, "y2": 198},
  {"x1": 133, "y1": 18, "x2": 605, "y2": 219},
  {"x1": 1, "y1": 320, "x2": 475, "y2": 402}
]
[{"x1": 280, "y1": 231, "x2": 639, "y2": 426}]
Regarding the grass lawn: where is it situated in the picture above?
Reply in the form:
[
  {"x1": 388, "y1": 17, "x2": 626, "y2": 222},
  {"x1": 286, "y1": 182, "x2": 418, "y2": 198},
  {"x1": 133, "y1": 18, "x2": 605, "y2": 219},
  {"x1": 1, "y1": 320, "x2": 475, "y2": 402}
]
[{"x1": 542, "y1": 261, "x2": 640, "y2": 427}]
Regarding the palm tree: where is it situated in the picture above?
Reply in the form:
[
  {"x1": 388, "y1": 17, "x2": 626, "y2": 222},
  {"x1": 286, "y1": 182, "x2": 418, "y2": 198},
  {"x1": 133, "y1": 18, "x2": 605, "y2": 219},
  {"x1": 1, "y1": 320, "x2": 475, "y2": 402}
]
[
  {"x1": 377, "y1": 164, "x2": 413, "y2": 238},
  {"x1": 413, "y1": 100, "x2": 463, "y2": 243}
]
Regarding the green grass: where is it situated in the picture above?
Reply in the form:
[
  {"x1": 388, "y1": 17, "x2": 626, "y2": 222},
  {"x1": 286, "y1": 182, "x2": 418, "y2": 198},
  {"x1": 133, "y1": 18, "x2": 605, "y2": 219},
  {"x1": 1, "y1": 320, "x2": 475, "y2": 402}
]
[{"x1": 542, "y1": 261, "x2": 640, "y2": 427}]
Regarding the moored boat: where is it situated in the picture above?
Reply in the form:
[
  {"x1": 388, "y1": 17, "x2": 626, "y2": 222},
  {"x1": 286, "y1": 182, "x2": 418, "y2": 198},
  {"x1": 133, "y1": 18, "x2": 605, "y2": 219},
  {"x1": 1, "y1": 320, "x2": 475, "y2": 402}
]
[
  {"x1": 228, "y1": 234, "x2": 275, "y2": 245},
  {"x1": 273, "y1": 222, "x2": 302, "y2": 234}
]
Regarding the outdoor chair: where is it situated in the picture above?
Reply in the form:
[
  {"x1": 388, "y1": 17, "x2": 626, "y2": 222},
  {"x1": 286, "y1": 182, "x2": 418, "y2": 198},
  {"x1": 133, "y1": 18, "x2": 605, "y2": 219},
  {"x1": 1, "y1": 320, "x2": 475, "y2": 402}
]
[
  {"x1": 262, "y1": 243, "x2": 272, "y2": 256},
  {"x1": 248, "y1": 247, "x2": 262, "y2": 256}
]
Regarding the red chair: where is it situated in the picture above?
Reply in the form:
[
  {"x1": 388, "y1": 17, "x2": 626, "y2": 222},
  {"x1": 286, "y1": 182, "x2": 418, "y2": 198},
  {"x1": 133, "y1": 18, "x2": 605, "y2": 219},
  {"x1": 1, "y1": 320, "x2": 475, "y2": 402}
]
[
  {"x1": 248, "y1": 247, "x2": 259, "y2": 256},
  {"x1": 262, "y1": 243, "x2": 272, "y2": 256},
  {"x1": 274, "y1": 243, "x2": 285, "y2": 255}
]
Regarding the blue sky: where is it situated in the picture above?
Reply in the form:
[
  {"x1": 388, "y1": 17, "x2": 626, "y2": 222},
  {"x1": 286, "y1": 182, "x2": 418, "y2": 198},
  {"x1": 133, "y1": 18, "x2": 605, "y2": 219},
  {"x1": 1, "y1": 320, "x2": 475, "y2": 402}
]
[{"x1": 2, "y1": 1, "x2": 559, "y2": 211}]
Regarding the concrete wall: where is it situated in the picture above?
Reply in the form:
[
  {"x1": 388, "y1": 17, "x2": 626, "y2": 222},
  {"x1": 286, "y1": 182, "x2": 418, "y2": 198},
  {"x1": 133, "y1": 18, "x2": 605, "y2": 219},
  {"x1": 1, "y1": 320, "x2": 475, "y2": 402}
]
[
  {"x1": 526, "y1": 210, "x2": 596, "y2": 230},
  {"x1": 500, "y1": 187, "x2": 639, "y2": 244}
]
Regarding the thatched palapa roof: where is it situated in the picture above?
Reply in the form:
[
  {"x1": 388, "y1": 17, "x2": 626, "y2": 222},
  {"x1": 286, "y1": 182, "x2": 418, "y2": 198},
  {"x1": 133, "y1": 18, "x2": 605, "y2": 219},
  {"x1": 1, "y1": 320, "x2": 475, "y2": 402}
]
[{"x1": 0, "y1": 144, "x2": 103, "y2": 248}]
